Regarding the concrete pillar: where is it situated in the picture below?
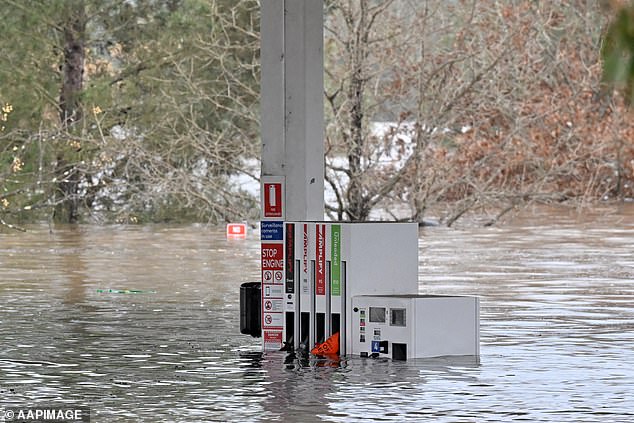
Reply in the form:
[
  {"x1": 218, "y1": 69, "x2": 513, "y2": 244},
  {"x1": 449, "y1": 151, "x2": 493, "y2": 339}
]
[
  {"x1": 260, "y1": 0, "x2": 324, "y2": 351},
  {"x1": 260, "y1": 0, "x2": 324, "y2": 221}
]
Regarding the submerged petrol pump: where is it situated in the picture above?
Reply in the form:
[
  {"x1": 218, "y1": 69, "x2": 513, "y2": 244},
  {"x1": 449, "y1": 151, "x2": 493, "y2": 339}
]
[
  {"x1": 241, "y1": 221, "x2": 480, "y2": 359},
  {"x1": 240, "y1": 0, "x2": 479, "y2": 360}
]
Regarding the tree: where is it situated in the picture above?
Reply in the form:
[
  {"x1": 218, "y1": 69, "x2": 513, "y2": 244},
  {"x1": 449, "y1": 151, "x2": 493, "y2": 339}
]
[
  {"x1": 1, "y1": 0, "x2": 631, "y2": 229},
  {"x1": 324, "y1": 0, "x2": 521, "y2": 222},
  {"x1": 88, "y1": 0, "x2": 261, "y2": 223},
  {"x1": 1, "y1": 0, "x2": 261, "y2": 227},
  {"x1": 55, "y1": 0, "x2": 87, "y2": 223},
  {"x1": 324, "y1": 0, "x2": 633, "y2": 225}
]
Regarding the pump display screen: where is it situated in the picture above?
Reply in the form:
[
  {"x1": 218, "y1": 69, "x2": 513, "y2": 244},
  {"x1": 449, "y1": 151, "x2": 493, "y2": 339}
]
[
  {"x1": 390, "y1": 308, "x2": 406, "y2": 327},
  {"x1": 369, "y1": 307, "x2": 386, "y2": 323}
]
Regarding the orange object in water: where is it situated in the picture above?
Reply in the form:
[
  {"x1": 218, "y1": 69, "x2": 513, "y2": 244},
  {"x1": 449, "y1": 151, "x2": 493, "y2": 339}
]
[{"x1": 311, "y1": 332, "x2": 339, "y2": 356}]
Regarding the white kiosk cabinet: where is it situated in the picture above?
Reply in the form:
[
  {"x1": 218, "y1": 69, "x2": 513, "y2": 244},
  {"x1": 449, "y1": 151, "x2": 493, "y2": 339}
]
[{"x1": 351, "y1": 295, "x2": 480, "y2": 359}]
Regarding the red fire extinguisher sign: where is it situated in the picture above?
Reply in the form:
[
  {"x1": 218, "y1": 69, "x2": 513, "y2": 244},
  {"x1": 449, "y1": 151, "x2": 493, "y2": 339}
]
[{"x1": 263, "y1": 183, "x2": 282, "y2": 218}]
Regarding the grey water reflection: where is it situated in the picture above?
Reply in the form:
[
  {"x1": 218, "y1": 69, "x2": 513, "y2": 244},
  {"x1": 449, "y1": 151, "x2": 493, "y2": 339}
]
[{"x1": 0, "y1": 205, "x2": 633, "y2": 422}]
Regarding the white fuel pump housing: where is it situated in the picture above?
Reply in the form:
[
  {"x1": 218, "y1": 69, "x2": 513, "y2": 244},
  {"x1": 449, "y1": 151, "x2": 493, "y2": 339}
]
[
  {"x1": 262, "y1": 221, "x2": 480, "y2": 359},
  {"x1": 280, "y1": 222, "x2": 418, "y2": 355}
]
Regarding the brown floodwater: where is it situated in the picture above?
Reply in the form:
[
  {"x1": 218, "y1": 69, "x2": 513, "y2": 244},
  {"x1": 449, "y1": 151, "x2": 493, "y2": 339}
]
[{"x1": 0, "y1": 205, "x2": 633, "y2": 422}]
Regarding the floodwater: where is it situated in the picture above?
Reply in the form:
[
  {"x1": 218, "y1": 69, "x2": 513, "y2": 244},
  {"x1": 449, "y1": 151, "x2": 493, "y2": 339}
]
[{"x1": 0, "y1": 205, "x2": 633, "y2": 422}]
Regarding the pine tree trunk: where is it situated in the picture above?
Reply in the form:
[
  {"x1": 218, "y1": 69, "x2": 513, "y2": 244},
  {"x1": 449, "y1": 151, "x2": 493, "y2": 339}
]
[{"x1": 56, "y1": 0, "x2": 86, "y2": 223}]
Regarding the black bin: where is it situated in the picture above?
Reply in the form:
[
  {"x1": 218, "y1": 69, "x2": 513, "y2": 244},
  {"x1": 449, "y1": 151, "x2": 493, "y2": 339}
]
[{"x1": 240, "y1": 282, "x2": 261, "y2": 337}]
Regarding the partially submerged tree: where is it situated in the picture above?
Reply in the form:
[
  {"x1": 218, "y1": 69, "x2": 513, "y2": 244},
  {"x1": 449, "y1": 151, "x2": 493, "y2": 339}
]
[
  {"x1": 55, "y1": 0, "x2": 87, "y2": 223},
  {"x1": 324, "y1": 0, "x2": 521, "y2": 222},
  {"x1": 1, "y1": 0, "x2": 261, "y2": 227},
  {"x1": 1, "y1": 0, "x2": 631, "y2": 229},
  {"x1": 324, "y1": 0, "x2": 633, "y2": 225},
  {"x1": 83, "y1": 0, "x2": 261, "y2": 223}
]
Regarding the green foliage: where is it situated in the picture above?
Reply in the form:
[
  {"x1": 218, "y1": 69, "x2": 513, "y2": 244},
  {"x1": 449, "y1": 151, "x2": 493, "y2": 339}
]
[
  {"x1": 602, "y1": 4, "x2": 634, "y2": 105},
  {"x1": 0, "y1": 1, "x2": 64, "y2": 128},
  {"x1": 1, "y1": 0, "x2": 261, "y2": 225}
]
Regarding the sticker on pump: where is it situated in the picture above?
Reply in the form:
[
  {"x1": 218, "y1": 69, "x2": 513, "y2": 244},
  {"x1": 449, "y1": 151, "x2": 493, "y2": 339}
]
[
  {"x1": 263, "y1": 299, "x2": 283, "y2": 312},
  {"x1": 274, "y1": 270, "x2": 283, "y2": 283},
  {"x1": 264, "y1": 330, "x2": 283, "y2": 349},
  {"x1": 263, "y1": 312, "x2": 283, "y2": 328},
  {"x1": 262, "y1": 243, "x2": 284, "y2": 271},
  {"x1": 263, "y1": 183, "x2": 282, "y2": 218},
  {"x1": 315, "y1": 224, "x2": 326, "y2": 295}
]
